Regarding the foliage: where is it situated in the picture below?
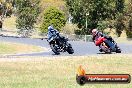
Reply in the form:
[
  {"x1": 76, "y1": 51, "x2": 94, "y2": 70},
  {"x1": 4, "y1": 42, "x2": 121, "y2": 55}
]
[
  {"x1": 115, "y1": 14, "x2": 125, "y2": 37},
  {"x1": 126, "y1": 31, "x2": 132, "y2": 38},
  {"x1": 115, "y1": 0, "x2": 125, "y2": 13},
  {"x1": 120, "y1": 0, "x2": 132, "y2": 38},
  {"x1": 114, "y1": 0, "x2": 125, "y2": 37},
  {"x1": 15, "y1": 0, "x2": 40, "y2": 37},
  {"x1": 63, "y1": 23, "x2": 78, "y2": 34},
  {"x1": 40, "y1": 7, "x2": 66, "y2": 33},
  {"x1": 38, "y1": 0, "x2": 68, "y2": 24},
  {"x1": 65, "y1": 0, "x2": 128, "y2": 36},
  {"x1": 74, "y1": 30, "x2": 82, "y2": 35},
  {"x1": 65, "y1": 0, "x2": 116, "y2": 34},
  {"x1": 0, "y1": 1, "x2": 13, "y2": 17},
  {"x1": 126, "y1": 17, "x2": 132, "y2": 38},
  {"x1": 97, "y1": 21, "x2": 109, "y2": 32}
]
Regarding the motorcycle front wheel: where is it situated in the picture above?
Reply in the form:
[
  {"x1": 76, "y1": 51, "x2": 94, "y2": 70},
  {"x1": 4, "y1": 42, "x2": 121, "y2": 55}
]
[{"x1": 50, "y1": 44, "x2": 60, "y2": 55}]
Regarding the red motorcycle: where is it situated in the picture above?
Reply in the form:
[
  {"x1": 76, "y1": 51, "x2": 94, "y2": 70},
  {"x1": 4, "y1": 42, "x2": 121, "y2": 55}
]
[{"x1": 95, "y1": 36, "x2": 121, "y2": 53}]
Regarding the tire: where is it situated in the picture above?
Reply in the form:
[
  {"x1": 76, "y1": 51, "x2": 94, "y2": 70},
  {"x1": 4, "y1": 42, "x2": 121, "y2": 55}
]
[
  {"x1": 115, "y1": 45, "x2": 121, "y2": 53},
  {"x1": 116, "y1": 48, "x2": 121, "y2": 53},
  {"x1": 67, "y1": 44, "x2": 74, "y2": 54},
  {"x1": 103, "y1": 49, "x2": 111, "y2": 54},
  {"x1": 50, "y1": 44, "x2": 60, "y2": 55},
  {"x1": 116, "y1": 50, "x2": 121, "y2": 53},
  {"x1": 100, "y1": 43, "x2": 111, "y2": 54}
]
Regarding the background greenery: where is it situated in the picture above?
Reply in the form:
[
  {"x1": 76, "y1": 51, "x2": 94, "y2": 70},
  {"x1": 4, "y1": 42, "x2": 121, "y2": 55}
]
[
  {"x1": 15, "y1": 0, "x2": 40, "y2": 37},
  {"x1": 40, "y1": 7, "x2": 66, "y2": 33},
  {"x1": 0, "y1": 0, "x2": 132, "y2": 37}
]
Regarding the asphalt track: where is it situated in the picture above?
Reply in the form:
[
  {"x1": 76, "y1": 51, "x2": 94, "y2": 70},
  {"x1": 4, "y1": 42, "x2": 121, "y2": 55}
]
[{"x1": 0, "y1": 36, "x2": 132, "y2": 56}]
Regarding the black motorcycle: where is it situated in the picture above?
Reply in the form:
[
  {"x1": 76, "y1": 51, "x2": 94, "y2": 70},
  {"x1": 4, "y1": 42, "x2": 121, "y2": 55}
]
[{"x1": 48, "y1": 35, "x2": 74, "y2": 55}]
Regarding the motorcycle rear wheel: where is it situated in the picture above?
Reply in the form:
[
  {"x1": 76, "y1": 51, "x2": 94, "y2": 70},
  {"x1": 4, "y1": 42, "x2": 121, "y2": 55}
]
[
  {"x1": 67, "y1": 44, "x2": 74, "y2": 54},
  {"x1": 115, "y1": 46, "x2": 121, "y2": 53}
]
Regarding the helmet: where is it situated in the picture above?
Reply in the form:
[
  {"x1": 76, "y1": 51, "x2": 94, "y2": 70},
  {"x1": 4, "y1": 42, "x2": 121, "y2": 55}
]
[
  {"x1": 48, "y1": 25, "x2": 54, "y2": 31},
  {"x1": 92, "y1": 29, "x2": 98, "y2": 36}
]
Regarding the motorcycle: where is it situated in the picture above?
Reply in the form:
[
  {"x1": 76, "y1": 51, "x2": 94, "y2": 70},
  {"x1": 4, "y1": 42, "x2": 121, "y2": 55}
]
[
  {"x1": 95, "y1": 37, "x2": 121, "y2": 53},
  {"x1": 48, "y1": 35, "x2": 74, "y2": 55}
]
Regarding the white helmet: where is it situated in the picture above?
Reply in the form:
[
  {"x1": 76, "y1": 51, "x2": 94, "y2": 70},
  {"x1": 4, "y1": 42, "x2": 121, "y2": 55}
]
[
  {"x1": 92, "y1": 29, "x2": 98, "y2": 36},
  {"x1": 48, "y1": 25, "x2": 53, "y2": 29},
  {"x1": 48, "y1": 25, "x2": 54, "y2": 31}
]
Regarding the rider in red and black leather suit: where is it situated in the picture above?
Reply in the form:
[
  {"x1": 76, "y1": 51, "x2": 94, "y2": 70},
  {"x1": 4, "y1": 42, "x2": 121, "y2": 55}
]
[{"x1": 92, "y1": 29, "x2": 114, "y2": 51}]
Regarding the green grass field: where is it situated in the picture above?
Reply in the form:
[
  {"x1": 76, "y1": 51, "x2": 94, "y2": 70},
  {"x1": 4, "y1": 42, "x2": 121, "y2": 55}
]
[
  {"x1": 0, "y1": 55, "x2": 131, "y2": 88},
  {"x1": 0, "y1": 42, "x2": 45, "y2": 55}
]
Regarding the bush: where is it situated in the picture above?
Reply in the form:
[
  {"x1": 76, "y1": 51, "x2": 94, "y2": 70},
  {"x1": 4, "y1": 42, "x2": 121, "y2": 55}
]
[
  {"x1": 16, "y1": 0, "x2": 40, "y2": 37},
  {"x1": 126, "y1": 18, "x2": 132, "y2": 38},
  {"x1": 62, "y1": 23, "x2": 79, "y2": 34},
  {"x1": 126, "y1": 31, "x2": 132, "y2": 38},
  {"x1": 115, "y1": 14, "x2": 125, "y2": 37},
  {"x1": 97, "y1": 21, "x2": 109, "y2": 32},
  {"x1": 74, "y1": 30, "x2": 82, "y2": 35},
  {"x1": 40, "y1": 7, "x2": 66, "y2": 33}
]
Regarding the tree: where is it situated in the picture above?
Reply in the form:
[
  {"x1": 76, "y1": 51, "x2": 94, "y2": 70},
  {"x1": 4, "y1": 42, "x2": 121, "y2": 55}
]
[
  {"x1": 115, "y1": 14, "x2": 125, "y2": 37},
  {"x1": 40, "y1": 7, "x2": 66, "y2": 33},
  {"x1": 125, "y1": 0, "x2": 132, "y2": 38},
  {"x1": 65, "y1": 0, "x2": 116, "y2": 34},
  {"x1": 114, "y1": 0, "x2": 125, "y2": 37},
  {"x1": 15, "y1": 0, "x2": 40, "y2": 37},
  {"x1": 126, "y1": 17, "x2": 132, "y2": 38},
  {"x1": 116, "y1": 0, "x2": 125, "y2": 13}
]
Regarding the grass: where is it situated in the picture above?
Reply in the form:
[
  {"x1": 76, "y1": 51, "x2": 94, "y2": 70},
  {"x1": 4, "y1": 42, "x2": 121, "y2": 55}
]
[
  {"x1": 0, "y1": 54, "x2": 131, "y2": 88},
  {"x1": 40, "y1": 0, "x2": 65, "y2": 9},
  {"x1": 3, "y1": 15, "x2": 17, "y2": 30},
  {"x1": 0, "y1": 42, "x2": 45, "y2": 55},
  {"x1": 114, "y1": 37, "x2": 132, "y2": 44}
]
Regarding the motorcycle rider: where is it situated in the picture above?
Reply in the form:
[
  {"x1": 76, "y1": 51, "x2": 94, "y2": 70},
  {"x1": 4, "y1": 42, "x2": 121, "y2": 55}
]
[
  {"x1": 47, "y1": 25, "x2": 60, "y2": 42},
  {"x1": 47, "y1": 25, "x2": 66, "y2": 43},
  {"x1": 92, "y1": 29, "x2": 115, "y2": 51}
]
